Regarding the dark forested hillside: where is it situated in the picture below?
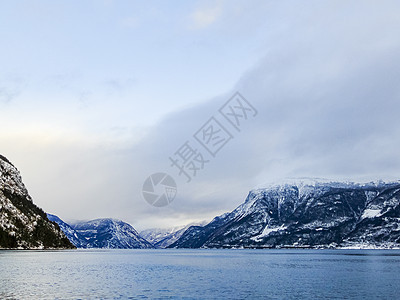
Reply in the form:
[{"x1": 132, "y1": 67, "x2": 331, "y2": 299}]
[{"x1": 0, "y1": 154, "x2": 74, "y2": 249}]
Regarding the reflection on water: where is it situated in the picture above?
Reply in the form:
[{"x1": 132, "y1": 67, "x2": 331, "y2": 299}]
[{"x1": 0, "y1": 249, "x2": 399, "y2": 299}]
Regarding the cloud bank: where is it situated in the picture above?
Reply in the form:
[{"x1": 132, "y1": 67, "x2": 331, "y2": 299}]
[{"x1": 1, "y1": 1, "x2": 400, "y2": 229}]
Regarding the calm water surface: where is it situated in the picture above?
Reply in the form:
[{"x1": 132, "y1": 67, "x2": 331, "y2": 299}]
[{"x1": 0, "y1": 249, "x2": 399, "y2": 299}]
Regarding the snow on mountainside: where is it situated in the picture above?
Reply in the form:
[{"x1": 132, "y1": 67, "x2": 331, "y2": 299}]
[
  {"x1": 170, "y1": 180, "x2": 400, "y2": 249},
  {"x1": 47, "y1": 214, "x2": 88, "y2": 248},
  {"x1": 140, "y1": 221, "x2": 207, "y2": 248},
  {"x1": 69, "y1": 218, "x2": 154, "y2": 249},
  {"x1": 140, "y1": 226, "x2": 185, "y2": 247},
  {"x1": 0, "y1": 155, "x2": 74, "y2": 249}
]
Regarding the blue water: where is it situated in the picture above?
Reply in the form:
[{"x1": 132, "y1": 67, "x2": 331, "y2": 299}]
[{"x1": 0, "y1": 249, "x2": 399, "y2": 299}]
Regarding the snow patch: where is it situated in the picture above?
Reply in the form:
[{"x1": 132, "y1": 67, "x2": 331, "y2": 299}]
[
  {"x1": 361, "y1": 209, "x2": 381, "y2": 219},
  {"x1": 251, "y1": 225, "x2": 287, "y2": 242}
]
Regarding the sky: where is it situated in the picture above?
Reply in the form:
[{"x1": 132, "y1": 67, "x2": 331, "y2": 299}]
[{"x1": 1, "y1": 0, "x2": 400, "y2": 230}]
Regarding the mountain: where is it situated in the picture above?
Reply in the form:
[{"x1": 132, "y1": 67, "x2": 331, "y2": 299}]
[
  {"x1": 47, "y1": 214, "x2": 88, "y2": 248},
  {"x1": 169, "y1": 181, "x2": 400, "y2": 249},
  {"x1": 0, "y1": 154, "x2": 74, "y2": 249},
  {"x1": 140, "y1": 221, "x2": 207, "y2": 248},
  {"x1": 69, "y1": 218, "x2": 154, "y2": 249}
]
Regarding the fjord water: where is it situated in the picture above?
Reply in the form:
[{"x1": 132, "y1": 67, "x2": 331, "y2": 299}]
[{"x1": 1, "y1": 249, "x2": 399, "y2": 299}]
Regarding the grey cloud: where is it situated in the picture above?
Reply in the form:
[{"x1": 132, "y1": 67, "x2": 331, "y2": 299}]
[
  {"x1": 6, "y1": 1, "x2": 400, "y2": 230},
  {"x1": 119, "y1": 1, "x2": 400, "y2": 227},
  {"x1": 0, "y1": 77, "x2": 25, "y2": 103},
  {"x1": 103, "y1": 78, "x2": 136, "y2": 95}
]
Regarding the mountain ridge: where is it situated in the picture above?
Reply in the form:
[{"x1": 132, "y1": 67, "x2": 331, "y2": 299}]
[
  {"x1": 49, "y1": 215, "x2": 154, "y2": 249},
  {"x1": 169, "y1": 181, "x2": 400, "y2": 249},
  {"x1": 3, "y1": 154, "x2": 399, "y2": 251},
  {"x1": 140, "y1": 221, "x2": 208, "y2": 248}
]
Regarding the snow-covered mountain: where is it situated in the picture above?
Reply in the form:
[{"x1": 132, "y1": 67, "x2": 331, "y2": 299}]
[
  {"x1": 0, "y1": 154, "x2": 74, "y2": 249},
  {"x1": 140, "y1": 221, "x2": 207, "y2": 248},
  {"x1": 47, "y1": 214, "x2": 88, "y2": 248},
  {"x1": 68, "y1": 218, "x2": 154, "y2": 249},
  {"x1": 170, "y1": 181, "x2": 400, "y2": 249}
]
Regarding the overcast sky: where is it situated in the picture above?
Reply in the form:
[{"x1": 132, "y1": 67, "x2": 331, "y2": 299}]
[{"x1": 1, "y1": 1, "x2": 400, "y2": 230}]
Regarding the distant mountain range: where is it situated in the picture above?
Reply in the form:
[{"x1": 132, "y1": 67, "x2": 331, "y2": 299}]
[
  {"x1": 0, "y1": 155, "x2": 74, "y2": 249},
  {"x1": 169, "y1": 181, "x2": 400, "y2": 249},
  {"x1": 48, "y1": 215, "x2": 206, "y2": 249},
  {"x1": 47, "y1": 215, "x2": 153, "y2": 249},
  {"x1": 2, "y1": 153, "x2": 400, "y2": 249},
  {"x1": 140, "y1": 221, "x2": 207, "y2": 248}
]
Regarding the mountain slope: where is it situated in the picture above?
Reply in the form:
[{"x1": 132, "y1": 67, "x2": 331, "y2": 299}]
[
  {"x1": 140, "y1": 221, "x2": 207, "y2": 248},
  {"x1": 70, "y1": 218, "x2": 154, "y2": 249},
  {"x1": 170, "y1": 181, "x2": 400, "y2": 249},
  {"x1": 0, "y1": 155, "x2": 74, "y2": 249},
  {"x1": 47, "y1": 214, "x2": 88, "y2": 248}
]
